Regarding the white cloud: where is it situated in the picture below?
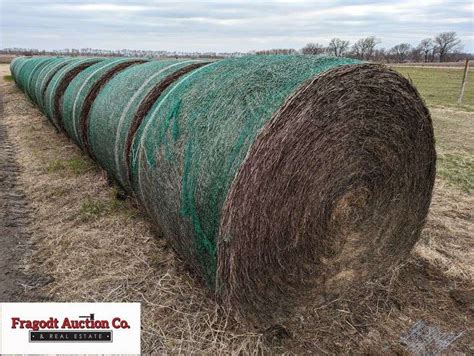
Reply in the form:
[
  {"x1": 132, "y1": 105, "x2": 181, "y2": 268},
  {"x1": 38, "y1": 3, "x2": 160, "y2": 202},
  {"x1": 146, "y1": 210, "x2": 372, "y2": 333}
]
[
  {"x1": 1, "y1": 0, "x2": 472, "y2": 52},
  {"x1": 54, "y1": 3, "x2": 148, "y2": 13}
]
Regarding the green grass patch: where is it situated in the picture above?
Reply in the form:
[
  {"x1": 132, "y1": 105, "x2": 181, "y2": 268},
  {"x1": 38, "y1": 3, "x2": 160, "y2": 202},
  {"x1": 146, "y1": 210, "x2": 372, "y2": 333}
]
[
  {"x1": 3, "y1": 75, "x2": 13, "y2": 82},
  {"x1": 80, "y1": 197, "x2": 108, "y2": 220},
  {"x1": 79, "y1": 192, "x2": 129, "y2": 221},
  {"x1": 437, "y1": 153, "x2": 473, "y2": 193},
  {"x1": 46, "y1": 159, "x2": 66, "y2": 173},
  {"x1": 46, "y1": 157, "x2": 94, "y2": 175},
  {"x1": 393, "y1": 67, "x2": 474, "y2": 111}
]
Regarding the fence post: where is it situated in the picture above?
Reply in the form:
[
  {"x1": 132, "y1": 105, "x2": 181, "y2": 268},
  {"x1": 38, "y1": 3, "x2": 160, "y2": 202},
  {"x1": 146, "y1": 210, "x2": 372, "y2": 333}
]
[{"x1": 458, "y1": 59, "x2": 470, "y2": 104}]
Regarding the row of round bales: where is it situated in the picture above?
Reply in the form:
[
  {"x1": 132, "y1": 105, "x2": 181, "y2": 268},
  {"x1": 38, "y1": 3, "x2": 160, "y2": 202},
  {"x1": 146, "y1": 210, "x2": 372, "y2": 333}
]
[{"x1": 10, "y1": 55, "x2": 436, "y2": 321}]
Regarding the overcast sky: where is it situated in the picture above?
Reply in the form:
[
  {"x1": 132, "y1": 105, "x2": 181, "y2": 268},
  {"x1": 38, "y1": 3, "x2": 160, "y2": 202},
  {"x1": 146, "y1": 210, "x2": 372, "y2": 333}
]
[{"x1": 1, "y1": 0, "x2": 473, "y2": 53}]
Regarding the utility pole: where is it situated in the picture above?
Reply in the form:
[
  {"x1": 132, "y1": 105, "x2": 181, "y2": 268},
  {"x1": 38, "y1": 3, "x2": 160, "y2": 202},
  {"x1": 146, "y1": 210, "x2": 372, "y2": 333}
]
[{"x1": 458, "y1": 59, "x2": 470, "y2": 104}]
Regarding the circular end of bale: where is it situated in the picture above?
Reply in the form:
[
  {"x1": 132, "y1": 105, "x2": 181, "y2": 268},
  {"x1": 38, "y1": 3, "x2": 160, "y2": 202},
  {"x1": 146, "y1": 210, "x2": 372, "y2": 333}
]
[{"x1": 217, "y1": 63, "x2": 436, "y2": 321}]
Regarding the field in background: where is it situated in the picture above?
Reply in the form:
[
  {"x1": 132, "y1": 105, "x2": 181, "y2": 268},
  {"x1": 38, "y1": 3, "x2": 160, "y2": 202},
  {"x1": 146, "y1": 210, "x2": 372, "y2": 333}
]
[
  {"x1": 394, "y1": 62, "x2": 469, "y2": 68},
  {"x1": 393, "y1": 66, "x2": 473, "y2": 111},
  {"x1": 0, "y1": 55, "x2": 15, "y2": 64},
  {"x1": 1, "y1": 64, "x2": 472, "y2": 353}
]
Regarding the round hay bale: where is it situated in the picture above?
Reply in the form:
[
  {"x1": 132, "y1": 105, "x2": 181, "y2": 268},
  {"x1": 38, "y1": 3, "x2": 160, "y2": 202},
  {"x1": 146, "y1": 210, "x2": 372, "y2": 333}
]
[
  {"x1": 10, "y1": 56, "x2": 29, "y2": 82},
  {"x1": 11, "y1": 57, "x2": 33, "y2": 87},
  {"x1": 10, "y1": 55, "x2": 436, "y2": 321},
  {"x1": 129, "y1": 55, "x2": 435, "y2": 319},
  {"x1": 88, "y1": 59, "x2": 209, "y2": 190},
  {"x1": 33, "y1": 57, "x2": 79, "y2": 111},
  {"x1": 9, "y1": 57, "x2": 21, "y2": 79},
  {"x1": 12, "y1": 57, "x2": 33, "y2": 89},
  {"x1": 217, "y1": 63, "x2": 436, "y2": 319},
  {"x1": 24, "y1": 57, "x2": 59, "y2": 102},
  {"x1": 62, "y1": 57, "x2": 148, "y2": 152},
  {"x1": 43, "y1": 57, "x2": 103, "y2": 130},
  {"x1": 15, "y1": 57, "x2": 52, "y2": 94},
  {"x1": 9, "y1": 56, "x2": 22, "y2": 81}
]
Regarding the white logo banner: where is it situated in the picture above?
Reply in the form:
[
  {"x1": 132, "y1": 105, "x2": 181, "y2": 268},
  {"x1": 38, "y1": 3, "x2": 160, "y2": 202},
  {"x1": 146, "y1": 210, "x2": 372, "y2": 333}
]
[{"x1": 0, "y1": 303, "x2": 140, "y2": 354}]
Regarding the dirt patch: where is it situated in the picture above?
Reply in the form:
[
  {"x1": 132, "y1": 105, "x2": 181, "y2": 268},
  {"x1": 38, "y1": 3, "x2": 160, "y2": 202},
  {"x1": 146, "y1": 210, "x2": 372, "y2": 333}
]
[
  {"x1": 1, "y1": 63, "x2": 472, "y2": 354},
  {"x1": 0, "y1": 55, "x2": 15, "y2": 64},
  {"x1": 0, "y1": 78, "x2": 32, "y2": 301}
]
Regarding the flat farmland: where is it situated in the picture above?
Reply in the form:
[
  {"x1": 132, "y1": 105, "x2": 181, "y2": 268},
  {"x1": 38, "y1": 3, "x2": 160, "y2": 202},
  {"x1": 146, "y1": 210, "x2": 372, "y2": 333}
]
[{"x1": 393, "y1": 65, "x2": 474, "y2": 111}]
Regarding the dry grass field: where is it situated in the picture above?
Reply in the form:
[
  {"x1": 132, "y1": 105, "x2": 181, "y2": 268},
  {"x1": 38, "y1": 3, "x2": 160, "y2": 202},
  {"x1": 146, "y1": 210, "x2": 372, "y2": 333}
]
[
  {"x1": 1, "y1": 63, "x2": 472, "y2": 354},
  {"x1": 0, "y1": 55, "x2": 15, "y2": 64},
  {"x1": 393, "y1": 65, "x2": 474, "y2": 112}
]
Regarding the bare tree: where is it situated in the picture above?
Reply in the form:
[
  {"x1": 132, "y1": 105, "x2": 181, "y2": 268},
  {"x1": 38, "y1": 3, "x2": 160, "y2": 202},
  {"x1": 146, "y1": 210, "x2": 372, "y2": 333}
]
[
  {"x1": 410, "y1": 46, "x2": 423, "y2": 62},
  {"x1": 373, "y1": 48, "x2": 388, "y2": 62},
  {"x1": 351, "y1": 36, "x2": 380, "y2": 60},
  {"x1": 418, "y1": 38, "x2": 433, "y2": 62},
  {"x1": 327, "y1": 38, "x2": 350, "y2": 57},
  {"x1": 301, "y1": 43, "x2": 326, "y2": 55},
  {"x1": 434, "y1": 32, "x2": 462, "y2": 62},
  {"x1": 390, "y1": 43, "x2": 412, "y2": 63}
]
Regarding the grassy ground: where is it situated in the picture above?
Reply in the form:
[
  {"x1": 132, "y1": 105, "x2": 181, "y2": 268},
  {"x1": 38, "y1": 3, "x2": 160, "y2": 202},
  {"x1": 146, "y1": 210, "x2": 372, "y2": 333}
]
[
  {"x1": 1, "y1": 64, "x2": 473, "y2": 354},
  {"x1": 394, "y1": 67, "x2": 473, "y2": 194},
  {"x1": 393, "y1": 66, "x2": 474, "y2": 111}
]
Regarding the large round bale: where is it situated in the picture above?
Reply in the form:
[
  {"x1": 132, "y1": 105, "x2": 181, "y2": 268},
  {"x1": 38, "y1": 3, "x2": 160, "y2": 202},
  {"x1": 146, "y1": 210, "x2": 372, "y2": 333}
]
[
  {"x1": 9, "y1": 57, "x2": 21, "y2": 78},
  {"x1": 22, "y1": 57, "x2": 59, "y2": 102},
  {"x1": 130, "y1": 55, "x2": 436, "y2": 319},
  {"x1": 10, "y1": 56, "x2": 30, "y2": 81},
  {"x1": 9, "y1": 57, "x2": 22, "y2": 81},
  {"x1": 15, "y1": 57, "x2": 52, "y2": 93},
  {"x1": 10, "y1": 57, "x2": 30, "y2": 84},
  {"x1": 33, "y1": 57, "x2": 79, "y2": 110},
  {"x1": 25, "y1": 57, "x2": 63, "y2": 104},
  {"x1": 43, "y1": 57, "x2": 103, "y2": 130},
  {"x1": 87, "y1": 59, "x2": 209, "y2": 190},
  {"x1": 62, "y1": 57, "x2": 148, "y2": 151},
  {"x1": 14, "y1": 57, "x2": 44, "y2": 90}
]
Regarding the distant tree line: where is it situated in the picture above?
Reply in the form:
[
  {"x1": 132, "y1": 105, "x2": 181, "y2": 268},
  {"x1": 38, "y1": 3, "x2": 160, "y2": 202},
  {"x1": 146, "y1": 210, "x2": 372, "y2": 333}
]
[
  {"x1": 1, "y1": 32, "x2": 471, "y2": 63},
  {"x1": 0, "y1": 47, "x2": 243, "y2": 59},
  {"x1": 261, "y1": 32, "x2": 471, "y2": 63}
]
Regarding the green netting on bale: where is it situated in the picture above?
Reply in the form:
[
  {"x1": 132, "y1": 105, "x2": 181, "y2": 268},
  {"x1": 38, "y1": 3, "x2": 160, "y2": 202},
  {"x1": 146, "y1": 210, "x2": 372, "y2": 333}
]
[
  {"x1": 23, "y1": 58, "x2": 59, "y2": 102},
  {"x1": 10, "y1": 55, "x2": 436, "y2": 319},
  {"x1": 9, "y1": 57, "x2": 22, "y2": 80},
  {"x1": 130, "y1": 55, "x2": 360, "y2": 285},
  {"x1": 34, "y1": 57, "x2": 85, "y2": 112},
  {"x1": 88, "y1": 59, "x2": 206, "y2": 191},
  {"x1": 43, "y1": 57, "x2": 103, "y2": 129},
  {"x1": 16, "y1": 57, "x2": 47, "y2": 90},
  {"x1": 10, "y1": 57, "x2": 30, "y2": 82},
  {"x1": 16, "y1": 57, "x2": 52, "y2": 93},
  {"x1": 62, "y1": 57, "x2": 149, "y2": 151},
  {"x1": 9, "y1": 57, "x2": 22, "y2": 81},
  {"x1": 11, "y1": 57, "x2": 31, "y2": 85}
]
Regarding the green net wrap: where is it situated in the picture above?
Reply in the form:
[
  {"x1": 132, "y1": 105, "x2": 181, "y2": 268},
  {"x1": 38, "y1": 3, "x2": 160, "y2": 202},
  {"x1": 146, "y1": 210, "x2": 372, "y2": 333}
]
[
  {"x1": 25, "y1": 57, "x2": 61, "y2": 103},
  {"x1": 33, "y1": 58, "x2": 89, "y2": 113},
  {"x1": 43, "y1": 58, "x2": 103, "y2": 130},
  {"x1": 62, "y1": 57, "x2": 149, "y2": 151},
  {"x1": 31, "y1": 58, "x2": 69, "y2": 110},
  {"x1": 88, "y1": 59, "x2": 206, "y2": 191},
  {"x1": 10, "y1": 56, "x2": 436, "y2": 320},
  {"x1": 15, "y1": 57, "x2": 49, "y2": 93},
  {"x1": 130, "y1": 55, "x2": 360, "y2": 284},
  {"x1": 10, "y1": 57, "x2": 29, "y2": 82},
  {"x1": 13, "y1": 57, "x2": 40, "y2": 89}
]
